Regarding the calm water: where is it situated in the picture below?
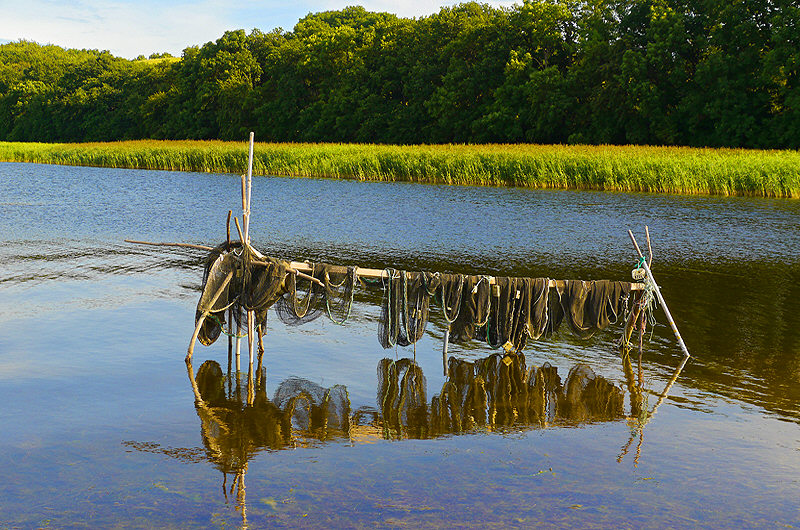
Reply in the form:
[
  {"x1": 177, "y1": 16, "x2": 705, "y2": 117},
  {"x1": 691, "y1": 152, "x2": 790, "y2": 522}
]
[{"x1": 1, "y1": 162, "x2": 799, "y2": 528}]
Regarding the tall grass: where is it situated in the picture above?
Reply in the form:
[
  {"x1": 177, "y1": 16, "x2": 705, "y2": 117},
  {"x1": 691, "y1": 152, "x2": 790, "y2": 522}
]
[{"x1": 1, "y1": 140, "x2": 798, "y2": 197}]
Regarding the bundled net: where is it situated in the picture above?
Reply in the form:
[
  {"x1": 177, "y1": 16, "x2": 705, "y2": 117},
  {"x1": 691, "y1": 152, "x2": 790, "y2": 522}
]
[
  {"x1": 196, "y1": 243, "x2": 363, "y2": 346},
  {"x1": 195, "y1": 242, "x2": 289, "y2": 345},
  {"x1": 558, "y1": 280, "x2": 632, "y2": 339},
  {"x1": 322, "y1": 264, "x2": 357, "y2": 325},
  {"x1": 449, "y1": 275, "x2": 491, "y2": 342},
  {"x1": 274, "y1": 263, "x2": 325, "y2": 326},
  {"x1": 378, "y1": 270, "x2": 439, "y2": 348},
  {"x1": 481, "y1": 277, "x2": 551, "y2": 351},
  {"x1": 193, "y1": 244, "x2": 635, "y2": 356}
]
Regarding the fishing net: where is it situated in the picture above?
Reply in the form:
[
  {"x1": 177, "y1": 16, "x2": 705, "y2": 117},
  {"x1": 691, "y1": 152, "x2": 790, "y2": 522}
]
[
  {"x1": 195, "y1": 243, "x2": 289, "y2": 346},
  {"x1": 378, "y1": 269, "x2": 403, "y2": 348},
  {"x1": 274, "y1": 262, "x2": 325, "y2": 326},
  {"x1": 449, "y1": 275, "x2": 491, "y2": 342},
  {"x1": 321, "y1": 264, "x2": 357, "y2": 325},
  {"x1": 438, "y1": 272, "x2": 464, "y2": 326},
  {"x1": 480, "y1": 277, "x2": 550, "y2": 351},
  {"x1": 196, "y1": 247, "x2": 240, "y2": 346},
  {"x1": 378, "y1": 270, "x2": 438, "y2": 348},
  {"x1": 194, "y1": 244, "x2": 636, "y2": 358},
  {"x1": 560, "y1": 280, "x2": 632, "y2": 339}
]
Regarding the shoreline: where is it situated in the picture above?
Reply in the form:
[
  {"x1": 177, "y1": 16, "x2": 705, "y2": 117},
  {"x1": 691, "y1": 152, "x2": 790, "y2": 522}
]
[{"x1": 1, "y1": 140, "x2": 798, "y2": 198}]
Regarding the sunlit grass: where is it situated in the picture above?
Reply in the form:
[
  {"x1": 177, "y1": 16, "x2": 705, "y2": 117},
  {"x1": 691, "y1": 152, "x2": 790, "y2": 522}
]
[{"x1": 1, "y1": 140, "x2": 798, "y2": 197}]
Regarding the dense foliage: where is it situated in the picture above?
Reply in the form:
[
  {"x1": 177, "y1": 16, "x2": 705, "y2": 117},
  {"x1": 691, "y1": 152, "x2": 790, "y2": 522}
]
[{"x1": 1, "y1": 0, "x2": 798, "y2": 148}]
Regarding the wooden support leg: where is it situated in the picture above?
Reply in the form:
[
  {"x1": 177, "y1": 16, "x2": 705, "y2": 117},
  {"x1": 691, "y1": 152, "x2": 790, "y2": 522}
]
[
  {"x1": 235, "y1": 319, "x2": 241, "y2": 372},
  {"x1": 186, "y1": 270, "x2": 234, "y2": 362},
  {"x1": 628, "y1": 229, "x2": 691, "y2": 358},
  {"x1": 247, "y1": 310, "x2": 255, "y2": 405},
  {"x1": 442, "y1": 327, "x2": 450, "y2": 377},
  {"x1": 256, "y1": 323, "x2": 265, "y2": 382}
]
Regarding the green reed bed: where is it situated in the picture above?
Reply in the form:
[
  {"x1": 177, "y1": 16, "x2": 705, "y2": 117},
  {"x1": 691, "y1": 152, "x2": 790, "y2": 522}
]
[{"x1": 1, "y1": 140, "x2": 798, "y2": 197}]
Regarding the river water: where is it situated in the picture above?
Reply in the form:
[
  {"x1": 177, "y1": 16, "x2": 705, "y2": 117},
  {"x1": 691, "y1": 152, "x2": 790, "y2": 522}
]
[{"x1": 0, "y1": 162, "x2": 799, "y2": 528}]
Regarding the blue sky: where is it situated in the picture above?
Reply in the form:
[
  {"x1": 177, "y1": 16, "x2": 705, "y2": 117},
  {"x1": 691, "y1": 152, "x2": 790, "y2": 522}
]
[{"x1": 0, "y1": 0, "x2": 514, "y2": 58}]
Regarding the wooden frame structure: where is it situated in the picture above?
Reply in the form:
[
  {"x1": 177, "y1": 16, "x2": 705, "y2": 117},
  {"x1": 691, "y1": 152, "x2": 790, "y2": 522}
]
[{"x1": 127, "y1": 133, "x2": 691, "y2": 403}]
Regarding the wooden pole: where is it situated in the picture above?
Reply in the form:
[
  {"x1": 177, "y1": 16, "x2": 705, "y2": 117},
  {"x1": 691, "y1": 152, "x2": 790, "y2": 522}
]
[
  {"x1": 235, "y1": 318, "x2": 241, "y2": 372},
  {"x1": 124, "y1": 239, "x2": 644, "y2": 292},
  {"x1": 186, "y1": 270, "x2": 234, "y2": 362},
  {"x1": 244, "y1": 133, "x2": 255, "y2": 402},
  {"x1": 245, "y1": 132, "x2": 254, "y2": 243},
  {"x1": 240, "y1": 174, "x2": 247, "y2": 227},
  {"x1": 442, "y1": 328, "x2": 450, "y2": 377},
  {"x1": 227, "y1": 307, "x2": 233, "y2": 373},
  {"x1": 124, "y1": 239, "x2": 213, "y2": 251},
  {"x1": 628, "y1": 229, "x2": 691, "y2": 358},
  {"x1": 226, "y1": 210, "x2": 232, "y2": 248}
]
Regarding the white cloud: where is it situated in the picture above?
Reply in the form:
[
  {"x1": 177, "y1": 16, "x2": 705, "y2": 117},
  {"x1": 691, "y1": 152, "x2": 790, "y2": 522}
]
[{"x1": 0, "y1": 0, "x2": 517, "y2": 58}]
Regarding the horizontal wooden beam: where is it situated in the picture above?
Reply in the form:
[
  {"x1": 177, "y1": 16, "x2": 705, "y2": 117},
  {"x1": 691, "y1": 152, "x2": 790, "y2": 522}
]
[
  {"x1": 287, "y1": 261, "x2": 645, "y2": 291},
  {"x1": 124, "y1": 239, "x2": 644, "y2": 291}
]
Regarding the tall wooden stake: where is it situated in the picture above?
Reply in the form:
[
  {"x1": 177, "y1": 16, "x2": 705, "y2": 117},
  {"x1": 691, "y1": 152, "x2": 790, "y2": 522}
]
[
  {"x1": 628, "y1": 229, "x2": 691, "y2": 358},
  {"x1": 244, "y1": 133, "x2": 255, "y2": 404}
]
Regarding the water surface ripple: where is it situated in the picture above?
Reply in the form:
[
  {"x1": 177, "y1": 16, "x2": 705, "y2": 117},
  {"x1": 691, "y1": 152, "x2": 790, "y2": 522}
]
[{"x1": 1, "y1": 162, "x2": 799, "y2": 528}]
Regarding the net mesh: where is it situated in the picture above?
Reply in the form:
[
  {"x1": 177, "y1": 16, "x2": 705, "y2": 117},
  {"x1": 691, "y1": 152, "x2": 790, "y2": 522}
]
[{"x1": 193, "y1": 244, "x2": 635, "y2": 356}]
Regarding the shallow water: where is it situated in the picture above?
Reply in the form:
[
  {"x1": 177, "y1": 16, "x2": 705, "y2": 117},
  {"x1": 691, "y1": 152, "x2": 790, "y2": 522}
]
[{"x1": 1, "y1": 162, "x2": 799, "y2": 528}]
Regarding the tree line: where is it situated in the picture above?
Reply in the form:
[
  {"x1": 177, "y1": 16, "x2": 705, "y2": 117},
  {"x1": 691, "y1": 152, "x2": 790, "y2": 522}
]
[{"x1": 1, "y1": 0, "x2": 798, "y2": 148}]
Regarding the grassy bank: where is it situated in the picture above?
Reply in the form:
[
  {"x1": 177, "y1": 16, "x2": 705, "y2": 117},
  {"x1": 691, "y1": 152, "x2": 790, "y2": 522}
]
[{"x1": 1, "y1": 140, "x2": 798, "y2": 197}]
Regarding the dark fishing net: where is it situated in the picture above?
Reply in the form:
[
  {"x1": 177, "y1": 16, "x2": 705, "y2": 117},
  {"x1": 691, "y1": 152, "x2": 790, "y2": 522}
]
[
  {"x1": 274, "y1": 263, "x2": 325, "y2": 326},
  {"x1": 378, "y1": 269, "x2": 403, "y2": 348},
  {"x1": 195, "y1": 244, "x2": 634, "y2": 355},
  {"x1": 236, "y1": 248, "x2": 288, "y2": 329},
  {"x1": 378, "y1": 270, "x2": 438, "y2": 348},
  {"x1": 195, "y1": 243, "x2": 290, "y2": 346},
  {"x1": 482, "y1": 277, "x2": 546, "y2": 351},
  {"x1": 321, "y1": 264, "x2": 357, "y2": 325},
  {"x1": 438, "y1": 273, "x2": 464, "y2": 325},
  {"x1": 545, "y1": 284, "x2": 566, "y2": 336},
  {"x1": 449, "y1": 275, "x2": 491, "y2": 343},
  {"x1": 196, "y1": 248, "x2": 240, "y2": 346},
  {"x1": 561, "y1": 280, "x2": 632, "y2": 339},
  {"x1": 399, "y1": 272, "x2": 437, "y2": 346},
  {"x1": 273, "y1": 261, "x2": 358, "y2": 328}
]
